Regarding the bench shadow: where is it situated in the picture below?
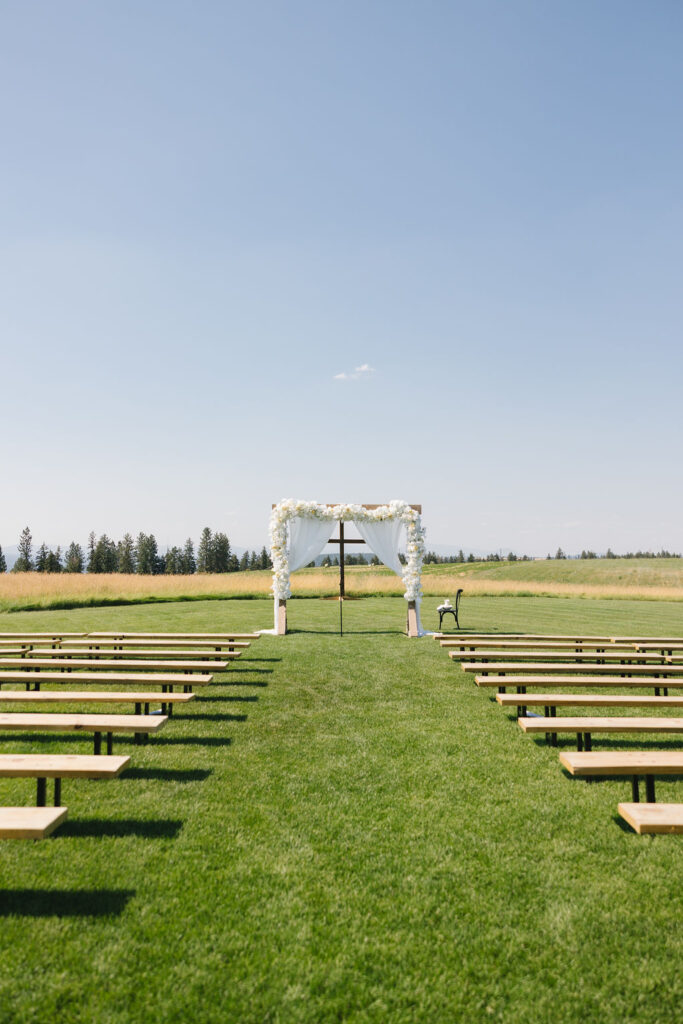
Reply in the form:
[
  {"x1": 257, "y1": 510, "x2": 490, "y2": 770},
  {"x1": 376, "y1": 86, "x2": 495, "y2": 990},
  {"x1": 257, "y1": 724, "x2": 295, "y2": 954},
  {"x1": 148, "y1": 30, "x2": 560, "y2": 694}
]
[
  {"x1": 122, "y1": 767, "x2": 211, "y2": 782},
  {"x1": 197, "y1": 694, "x2": 258, "y2": 703},
  {"x1": 223, "y1": 667, "x2": 272, "y2": 675},
  {"x1": 152, "y1": 736, "x2": 233, "y2": 748},
  {"x1": 0, "y1": 889, "x2": 134, "y2": 917},
  {"x1": 238, "y1": 657, "x2": 281, "y2": 663},
  {"x1": 58, "y1": 818, "x2": 183, "y2": 839},
  {"x1": 170, "y1": 712, "x2": 247, "y2": 723},
  {"x1": 219, "y1": 679, "x2": 268, "y2": 687}
]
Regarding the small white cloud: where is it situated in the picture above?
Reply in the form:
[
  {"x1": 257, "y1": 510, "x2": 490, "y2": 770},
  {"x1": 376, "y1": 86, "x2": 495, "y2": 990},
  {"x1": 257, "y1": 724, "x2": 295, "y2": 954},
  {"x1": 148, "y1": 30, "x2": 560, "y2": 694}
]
[{"x1": 333, "y1": 363, "x2": 376, "y2": 382}]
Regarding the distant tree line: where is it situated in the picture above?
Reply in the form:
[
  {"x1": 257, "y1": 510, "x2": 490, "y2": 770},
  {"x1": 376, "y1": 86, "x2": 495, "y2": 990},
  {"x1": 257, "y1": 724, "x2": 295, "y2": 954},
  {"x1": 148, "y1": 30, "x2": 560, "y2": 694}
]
[
  {"x1": 2, "y1": 527, "x2": 273, "y2": 574},
  {"x1": 551, "y1": 547, "x2": 681, "y2": 560}
]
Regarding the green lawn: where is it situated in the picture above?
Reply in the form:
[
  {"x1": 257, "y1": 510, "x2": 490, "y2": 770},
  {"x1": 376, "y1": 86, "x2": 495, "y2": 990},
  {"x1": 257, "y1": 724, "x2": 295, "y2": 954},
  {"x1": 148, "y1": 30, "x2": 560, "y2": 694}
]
[{"x1": 0, "y1": 596, "x2": 680, "y2": 1023}]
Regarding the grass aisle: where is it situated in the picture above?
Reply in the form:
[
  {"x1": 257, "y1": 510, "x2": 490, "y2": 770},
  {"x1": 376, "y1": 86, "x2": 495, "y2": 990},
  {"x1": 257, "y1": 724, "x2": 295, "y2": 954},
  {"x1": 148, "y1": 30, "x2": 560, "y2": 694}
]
[{"x1": 0, "y1": 597, "x2": 680, "y2": 1022}]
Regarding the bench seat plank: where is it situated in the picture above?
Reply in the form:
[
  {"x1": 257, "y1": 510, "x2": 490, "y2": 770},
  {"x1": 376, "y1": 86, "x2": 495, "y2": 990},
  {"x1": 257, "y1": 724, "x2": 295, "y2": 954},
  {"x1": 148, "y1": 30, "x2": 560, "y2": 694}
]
[
  {"x1": 477, "y1": 675, "x2": 683, "y2": 688},
  {"x1": 37, "y1": 648, "x2": 236, "y2": 660},
  {"x1": 0, "y1": 671, "x2": 212, "y2": 686},
  {"x1": 496, "y1": 693, "x2": 683, "y2": 709},
  {"x1": 560, "y1": 751, "x2": 683, "y2": 776},
  {"x1": 0, "y1": 659, "x2": 223, "y2": 673},
  {"x1": 0, "y1": 690, "x2": 195, "y2": 705},
  {"x1": 442, "y1": 640, "x2": 638, "y2": 651},
  {"x1": 455, "y1": 652, "x2": 672, "y2": 665},
  {"x1": 467, "y1": 663, "x2": 683, "y2": 676},
  {"x1": 519, "y1": 716, "x2": 683, "y2": 736},
  {"x1": 67, "y1": 639, "x2": 243, "y2": 650},
  {"x1": 0, "y1": 806, "x2": 68, "y2": 839},
  {"x1": 0, "y1": 754, "x2": 129, "y2": 778},
  {"x1": 87, "y1": 632, "x2": 259, "y2": 640},
  {"x1": 618, "y1": 802, "x2": 683, "y2": 834},
  {"x1": 0, "y1": 712, "x2": 168, "y2": 734}
]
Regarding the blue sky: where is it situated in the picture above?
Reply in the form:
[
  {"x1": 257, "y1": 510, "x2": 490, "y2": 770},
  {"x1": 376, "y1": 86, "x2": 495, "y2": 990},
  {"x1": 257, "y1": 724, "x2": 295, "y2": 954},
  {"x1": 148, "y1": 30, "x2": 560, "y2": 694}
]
[{"x1": 2, "y1": 1, "x2": 683, "y2": 556}]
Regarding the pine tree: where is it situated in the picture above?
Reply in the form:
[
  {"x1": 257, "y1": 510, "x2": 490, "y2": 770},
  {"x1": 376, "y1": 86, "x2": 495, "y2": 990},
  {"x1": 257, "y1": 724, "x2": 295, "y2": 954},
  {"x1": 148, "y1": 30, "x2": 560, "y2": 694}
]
[
  {"x1": 93, "y1": 534, "x2": 117, "y2": 573},
  {"x1": 136, "y1": 533, "x2": 157, "y2": 574},
  {"x1": 35, "y1": 543, "x2": 49, "y2": 572},
  {"x1": 239, "y1": 551, "x2": 249, "y2": 571},
  {"x1": 13, "y1": 527, "x2": 33, "y2": 572},
  {"x1": 212, "y1": 532, "x2": 231, "y2": 573},
  {"x1": 45, "y1": 547, "x2": 62, "y2": 573},
  {"x1": 64, "y1": 542, "x2": 84, "y2": 573},
  {"x1": 197, "y1": 528, "x2": 213, "y2": 573},
  {"x1": 0, "y1": 545, "x2": 6, "y2": 573},
  {"x1": 248, "y1": 550, "x2": 258, "y2": 570},
  {"x1": 86, "y1": 532, "x2": 96, "y2": 572},
  {"x1": 117, "y1": 533, "x2": 136, "y2": 574},
  {"x1": 258, "y1": 546, "x2": 271, "y2": 570},
  {"x1": 182, "y1": 538, "x2": 196, "y2": 574}
]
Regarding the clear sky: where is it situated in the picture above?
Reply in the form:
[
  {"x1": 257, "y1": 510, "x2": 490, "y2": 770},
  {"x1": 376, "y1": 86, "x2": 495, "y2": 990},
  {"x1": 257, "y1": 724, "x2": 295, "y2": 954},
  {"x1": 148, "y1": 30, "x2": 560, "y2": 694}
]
[{"x1": 2, "y1": 1, "x2": 683, "y2": 556}]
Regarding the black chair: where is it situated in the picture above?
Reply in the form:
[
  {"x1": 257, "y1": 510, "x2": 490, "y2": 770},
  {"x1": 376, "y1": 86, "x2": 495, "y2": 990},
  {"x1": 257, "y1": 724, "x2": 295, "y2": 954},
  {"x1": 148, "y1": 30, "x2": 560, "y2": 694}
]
[{"x1": 438, "y1": 589, "x2": 463, "y2": 630}]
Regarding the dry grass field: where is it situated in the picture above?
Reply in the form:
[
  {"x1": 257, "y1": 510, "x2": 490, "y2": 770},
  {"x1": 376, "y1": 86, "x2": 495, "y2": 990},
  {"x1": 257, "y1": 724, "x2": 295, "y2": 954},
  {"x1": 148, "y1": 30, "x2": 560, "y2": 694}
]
[{"x1": 4, "y1": 558, "x2": 683, "y2": 611}]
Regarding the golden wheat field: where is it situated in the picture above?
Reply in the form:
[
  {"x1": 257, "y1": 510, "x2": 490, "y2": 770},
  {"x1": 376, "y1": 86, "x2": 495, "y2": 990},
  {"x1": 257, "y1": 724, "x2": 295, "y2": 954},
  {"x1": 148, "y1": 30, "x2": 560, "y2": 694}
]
[{"x1": 4, "y1": 559, "x2": 683, "y2": 611}]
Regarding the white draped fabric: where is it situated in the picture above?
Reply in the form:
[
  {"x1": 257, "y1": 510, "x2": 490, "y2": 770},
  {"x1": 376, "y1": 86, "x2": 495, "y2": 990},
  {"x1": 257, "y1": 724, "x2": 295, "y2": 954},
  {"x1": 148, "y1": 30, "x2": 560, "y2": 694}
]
[
  {"x1": 288, "y1": 515, "x2": 333, "y2": 572},
  {"x1": 272, "y1": 515, "x2": 332, "y2": 631},
  {"x1": 353, "y1": 518, "x2": 404, "y2": 577},
  {"x1": 354, "y1": 518, "x2": 427, "y2": 636}
]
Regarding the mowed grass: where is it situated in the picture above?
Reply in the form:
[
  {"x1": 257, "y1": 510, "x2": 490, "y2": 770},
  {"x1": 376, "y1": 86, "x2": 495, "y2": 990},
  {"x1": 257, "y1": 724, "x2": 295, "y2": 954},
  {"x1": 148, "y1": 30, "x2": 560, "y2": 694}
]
[
  {"x1": 0, "y1": 596, "x2": 681, "y2": 1023},
  {"x1": 5, "y1": 557, "x2": 683, "y2": 613}
]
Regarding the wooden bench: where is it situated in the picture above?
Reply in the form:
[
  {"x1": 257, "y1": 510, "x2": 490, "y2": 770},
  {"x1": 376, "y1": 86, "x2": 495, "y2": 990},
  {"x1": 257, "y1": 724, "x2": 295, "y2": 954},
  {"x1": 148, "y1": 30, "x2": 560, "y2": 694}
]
[
  {"x1": 0, "y1": 670, "x2": 213, "y2": 693},
  {"x1": 0, "y1": 633, "x2": 86, "y2": 639},
  {"x1": 476, "y1": 675, "x2": 683, "y2": 696},
  {"x1": 559, "y1": 750, "x2": 683, "y2": 802},
  {"x1": 27, "y1": 647, "x2": 232, "y2": 661},
  {"x1": 0, "y1": 712, "x2": 167, "y2": 753},
  {"x1": 0, "y1": 806, "x2": 69, "y2": 839},
  {"x1": 0, "y1": 639, "x2": 61, "y2": 649},
  {"x1": 519, "y1": 715, "x2": 683, "y2": 749},
  {"x1": 496, "y1": 693, "x2": 683, "y2": 715},
  {"x1": 617, "y1": 802, "x2": 683, "y2": 834},
  {"x1": 466, "y1": 662, "x2": 683, "y2": 680},
  {"x1": 0, "y1": 753, "x2": 130, "y2": 805},
  {"x1": 0, "y1": 690, "x2": 195, "y2": 716},
  {"x1": 441, "y1": 639, "x2": 638, "y2": 652},
  {"x1": 435, "y1": 633, "x2": 620, "y2": 642},
  {"x1": 67, "y1": 639, "x2": 244, "y2": 652},
  {"x1": 0, "y1": 658, "x2": 225, "y2": 674},
  {"x1": 452, "y1": 651, "x2": 672, "y2": 665},
  {"x1": 87, "y1": 631, "x2": 259, "y2": 640}
]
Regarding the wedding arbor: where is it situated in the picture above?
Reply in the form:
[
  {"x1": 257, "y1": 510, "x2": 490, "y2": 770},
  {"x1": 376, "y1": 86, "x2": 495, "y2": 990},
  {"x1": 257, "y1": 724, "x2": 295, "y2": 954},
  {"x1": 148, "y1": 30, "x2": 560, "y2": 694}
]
[{"x1": 269, "y1": 500, "x2": 426, "y2": 636}]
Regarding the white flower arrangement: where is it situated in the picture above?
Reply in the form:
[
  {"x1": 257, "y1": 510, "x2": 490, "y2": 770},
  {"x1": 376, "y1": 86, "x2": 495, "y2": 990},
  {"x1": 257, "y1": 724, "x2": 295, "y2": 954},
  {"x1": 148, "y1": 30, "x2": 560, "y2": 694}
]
[{"x1": 269, "y1": 500, "x2": 425, "y2": 602}]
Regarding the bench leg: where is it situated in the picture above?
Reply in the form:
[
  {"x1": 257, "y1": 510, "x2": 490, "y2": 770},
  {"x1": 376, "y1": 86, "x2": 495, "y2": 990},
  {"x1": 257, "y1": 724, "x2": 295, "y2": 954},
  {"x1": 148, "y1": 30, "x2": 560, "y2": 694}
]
[
  {"x1": 94, "y1": 732, "x2": 102, "y2": 756},
  {"x1": 584, "y1": 733, "x2": 592, "y2": 751},
  {"x1": 577, "y1": 734, "x2": 583, "y2": 752},
  {"x1": 631, "y1": 776, "x2": 640, "y2": 802},
  {"x1": 107, "y1": 732, "x2": 113, "y2": 756},
  {"x1": 54, "y1": 778, "x2": 62, "y2": 806},
  {"x1": 36, "y1": 777, "x2": 47, "y2": 806},
  {"x1": 645, "y1": 776, "x2": 656, "y2": 803}
]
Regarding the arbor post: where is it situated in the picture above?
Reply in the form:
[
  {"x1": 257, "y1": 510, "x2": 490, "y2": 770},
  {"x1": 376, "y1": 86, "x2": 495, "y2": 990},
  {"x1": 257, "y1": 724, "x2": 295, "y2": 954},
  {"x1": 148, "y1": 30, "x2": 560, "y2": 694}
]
[{"x1": 276, "y1": 599, "x2": 287, "y2": 635}]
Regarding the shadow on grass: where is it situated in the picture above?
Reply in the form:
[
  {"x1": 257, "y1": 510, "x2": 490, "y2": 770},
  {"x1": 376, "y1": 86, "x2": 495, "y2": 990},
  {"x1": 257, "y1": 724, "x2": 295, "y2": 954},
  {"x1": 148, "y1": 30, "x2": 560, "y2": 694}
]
[
  {"x1": 223, "y1": 668, "x2": 272, "y2": 675},
  {"x1": 238, "y1": 657, "x2": 281, "y2": 663},
  {"x1": 220, "y1": 679, "x2": 268, "y2": 687},
  {"x1": 171, "y1": 712, "x2": 247, "y2": 722},
  {"x1": 153, "y1": 736, "x2": 233, "y2": 748},
  {"x1": 197, "y1": 694, "x2": 258, "y2": 703},
  {"x1": 0, "y1": 889, "x2": 134, "y2": 917},
  {"x1": 122, "y1": 767, "x2": 211, "y2": 782},
  {"x1": 287, "y1": 629, "x2": 404, "y2": 636},
  {"x1": 59, "y1": 818, "x2": 183, "y2": 839}
]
